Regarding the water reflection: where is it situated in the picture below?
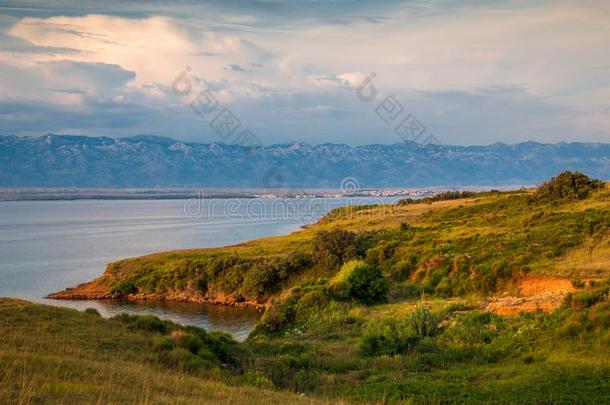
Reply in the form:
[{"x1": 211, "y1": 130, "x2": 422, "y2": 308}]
[{"x1": 40, "y1": 298, "x2": 262, "y2": 342}]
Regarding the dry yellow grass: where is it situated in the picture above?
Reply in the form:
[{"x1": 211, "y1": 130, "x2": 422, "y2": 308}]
[{"x1": 536, "y1": 235, "x2": 610, "y2": 279}]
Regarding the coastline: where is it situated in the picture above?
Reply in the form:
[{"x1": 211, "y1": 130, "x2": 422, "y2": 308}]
[
  {"x1": 47, "y1": 279, "x2": 268, "y2": 312},
  {"x1": 47, "y1": 288, "x2": 268, "y2": 312}
]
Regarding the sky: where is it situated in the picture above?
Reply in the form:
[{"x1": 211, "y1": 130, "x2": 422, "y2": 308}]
[{"x1": 0, "y1": 0, "x2": 609, "y2": 146}]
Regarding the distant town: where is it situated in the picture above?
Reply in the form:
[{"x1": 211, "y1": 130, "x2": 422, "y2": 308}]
[{"x1": 0, "y1": 187, "x2": 502, "y2": 201}]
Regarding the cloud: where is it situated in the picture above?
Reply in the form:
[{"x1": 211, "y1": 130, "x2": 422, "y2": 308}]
[
  {"x1": 225, "y1": 63, "x2": 248, "y2": 72},
  {"x1": 0, "y1": 1, "x2": 609, "y2": 144}
]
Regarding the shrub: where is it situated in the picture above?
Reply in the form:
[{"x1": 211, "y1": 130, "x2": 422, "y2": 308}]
[
  {"x1": 84, "y1": 308, "x2": 101, "y2": 317},
  {"x1": 111, "y1": 280, "x2": 138, "y2": 295},
  {"x1": 444, "y1": 312, "x2": 502, "y2": 346},
  {"x1": 156, "y1": 347, "x2": 212, "y2": 372},
  {"x1": 312, "y1": 229, "x2": 365, "y2": 268},
  {"x1": 134, "y1": 315, "x2": 169, "y2": 333},
  {"x1": 534, "y1": 171, "x2": 604, "y2": 201},
  {"x1": 358, "y1": 317, "x2": 422, "y2": 357},
  {"x1": 111, "y1": 313, "x2": 175, "y2": 334},
  {"x1": 255, "y1": 295, "x2": 300, "y2": 334},
  {"x1": 244, "y1": 370, "x2": 275, "y2": 389},
  {"x1": 197, "y1": 273, "x2": 208, "y2": 291},
  {"x1": 365, "y1": 242, "x2": 396, "y2": 266},
  {"x1": 566, "y1": 285, "x2": 609, "y2": 310},
  {"x1": 171, "y1": 330, "x2": 204, "y2": 354},
  {"x1": 391, "y1": 256, "x2": 419, "y2": 280},
  {"x1": 409, "y1": 306, "x2": 438, "y2": 338},
  {"x1": 242, "y1": 252, "x2": 313, "y2": 298},
  {"x1": 358, "y1": 306, "x2": 441, "y2": 357},
  {"x1": 329, "y1": 260, "x2": 388, "y2": 305}
]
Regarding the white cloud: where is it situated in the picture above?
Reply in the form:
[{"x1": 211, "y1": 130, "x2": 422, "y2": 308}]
[{"x1": 1, "y1": 1, "x2": 609, "y2": 143}]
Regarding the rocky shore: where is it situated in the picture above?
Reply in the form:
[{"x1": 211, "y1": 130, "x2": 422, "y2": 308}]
[{"x1": 47, "y1": 280, "x2": 267, "y2": 312}]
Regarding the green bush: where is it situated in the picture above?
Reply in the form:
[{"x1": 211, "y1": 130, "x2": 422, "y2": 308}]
[
  {"x1": 329, "y1": 260, "x2": 388, "y2": 305},
  {"x1": 133, "y1": 315, "x2": 169, "y2": 333},
  {"x1": 156, "y1": 347, "x2": 212, "y2": 372},
  {"x1": 312, "y1": 228, "x2": 365, "y2": 269},
  {"x1": 253, "y1": 279, "x2": 332, "y2": 335},
  {"x1": 358, "y1": 318, "x2": 421, "y2": 357},
  {"x1": 390, "y1": 256, "x2": 418, "y2": 281},
  {"x1": 112, "y1": 313, "x2": 241, "y2": 372},
  {"x1": 112, "y1": 312, "x2": 170, "y2": 333},
  {"x1": 111, "y1": 280, "x2": 138, "y2": 295},
  {"x1": 242, "y1": 252, "x2": 313, "y2": 298},
  {"x1": 444, "y1": 312, "x2": 503, "y2": 346},
  {"x1": 255, "y1": 295, "x2": 300, "y2": 334},
  {"x1": 409, "y1": 306, "x2": 438, "y2": 338},
  {"x1": 84, "y1": 308, "x2": 101, "y2": 317},
  {"x1": 244, "y1": 370, "x2": 275, "y2": 389},
  {"x1": 566, "y1": 285, "x2": 609, "y2": 310},
  {"x1": 357, "y1": 306, "x2": 439, "y2": 357},
  {"x1": 534, "y1": 171, "x2": 604, "y2": 201}
]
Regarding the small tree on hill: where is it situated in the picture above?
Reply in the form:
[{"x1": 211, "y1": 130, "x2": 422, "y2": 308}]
[
  {"x1": 534, "y1": 171, "x2": 604, "y2": 201},
  {"x1": 312, "y1": 228, "x2": 365, "y2": 269}
]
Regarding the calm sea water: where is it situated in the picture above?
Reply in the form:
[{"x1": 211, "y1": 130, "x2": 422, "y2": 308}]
[{"x1": 0, "y1": 197, "x2": 396, "y2": 340}]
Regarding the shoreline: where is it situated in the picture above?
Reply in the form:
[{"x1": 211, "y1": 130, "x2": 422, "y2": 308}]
[{"x1": 46, "y1": 283, "x2": 268, "y2": 312}]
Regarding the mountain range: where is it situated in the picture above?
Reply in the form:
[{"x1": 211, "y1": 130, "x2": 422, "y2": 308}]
[{"x1": 1, "y1": 134, "x2": 609, "y2": 188}]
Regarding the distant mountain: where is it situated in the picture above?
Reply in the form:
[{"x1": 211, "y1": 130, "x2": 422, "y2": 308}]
[{"x1": 1, "y1": 134, "x2": 609, "y2": 188}]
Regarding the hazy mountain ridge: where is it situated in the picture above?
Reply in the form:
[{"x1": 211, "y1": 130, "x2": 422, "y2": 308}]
[{"x1": 1, "y1": 134, "x2": 609, "y2": 187}]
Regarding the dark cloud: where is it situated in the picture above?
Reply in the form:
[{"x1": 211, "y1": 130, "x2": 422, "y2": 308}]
[
  {"x1": 0, "y1": 0, "x2": 483, "y2": 29},
  {"x1": 315, "y1": 76, "x2": 351, "y2": 87},
  {"x1": 44, "y1": 88, "x2": 86, "y2": 94},
  {"x1": 225, "y1": 63, "x2": 248, "y2": 72},
  {"x1": 193, "y1": 51, "x2": 222, "y2": 56}
]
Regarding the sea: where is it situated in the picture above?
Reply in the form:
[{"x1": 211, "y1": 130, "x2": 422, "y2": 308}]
[{"x1": 0, "y1": 196, "x2": 397, "y2": 340}]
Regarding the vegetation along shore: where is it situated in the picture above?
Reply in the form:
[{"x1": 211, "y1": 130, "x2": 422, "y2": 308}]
[{"x1": 3, "y1": 171, "x2": 610, "y2": 403}]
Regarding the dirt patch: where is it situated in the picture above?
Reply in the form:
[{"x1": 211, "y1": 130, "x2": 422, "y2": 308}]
[
  {"x1": 517, "y1": 275, "x2": 574, "y2": 296},
  {"x1": 485, "y1": 274, "x2": 575, "y2": 316}
]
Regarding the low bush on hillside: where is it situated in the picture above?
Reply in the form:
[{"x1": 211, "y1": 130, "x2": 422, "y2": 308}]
[
  {"x1": 312, "y1": 228, "x2": 366, "y2": 269},
  {"x1": 564, "y1": 280, "x2": 610, "y2": 310},
  {"x1": 111, "y1": 280, "x2": 138, "y2": 295},
  {"x1": 242, "y1": 252, "x2": 313, "y2": 298},
  {"x1": 84, "y1": 307, "x2": 101, "y2": 316},
  {"x1": 555, "y1": 283, "x2": 610, "y2": 345},
  {"x1": 329, "y1": 260, "x2": 388, "y2": 305},
  {"x1": 253, "y1": 279, "x2": 332, "y2": 335},
  {"x1": 111, "y1": 313, "x2": 240, "y2": 372},
  {"x1": 533, "y1": 171, "x2": 604, "y2": 201},
  {"x1": 358, "y1": 306, "x2": 438, "y2": 356}
]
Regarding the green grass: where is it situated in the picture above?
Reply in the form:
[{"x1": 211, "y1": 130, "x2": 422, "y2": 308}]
[
  {"x1": 83, "y1": 175, "x2": 610, "y2": 304},
  {"x1": 244, "y1": 289, "x2": 610, "y2": 403},
  {"x1": 0, "y1": 299, "x2": 331, "y2": 404},
  {"x1": 5, "y1": 173, "x2": 610, "y2": 403}
]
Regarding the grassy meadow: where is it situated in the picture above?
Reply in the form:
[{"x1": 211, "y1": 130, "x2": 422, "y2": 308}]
[{"x1": 2, "y1": 172, "x2": 610, "y2": 403}]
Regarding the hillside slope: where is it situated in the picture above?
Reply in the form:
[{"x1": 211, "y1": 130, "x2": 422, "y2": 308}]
[
  {"x1": 7, "y1": 172, "x2": 610, "y2": 403},
  {"x1": 0, "y1": 298, "x2": 329, "y2": 404},
  {"x1": 51, "y1": 173, "x2": 610, "y2": 312}
]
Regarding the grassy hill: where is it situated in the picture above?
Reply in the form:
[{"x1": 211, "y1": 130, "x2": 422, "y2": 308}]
[
  {"x1": 52, "y1": 171, "x2": 610, "y2": 305},
  {"x1": 4, "y1": 171, "x2": 610, "y2": 403},
  {"x1": 0, "y1": 298, "x2": 331, "y2": 404}
]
